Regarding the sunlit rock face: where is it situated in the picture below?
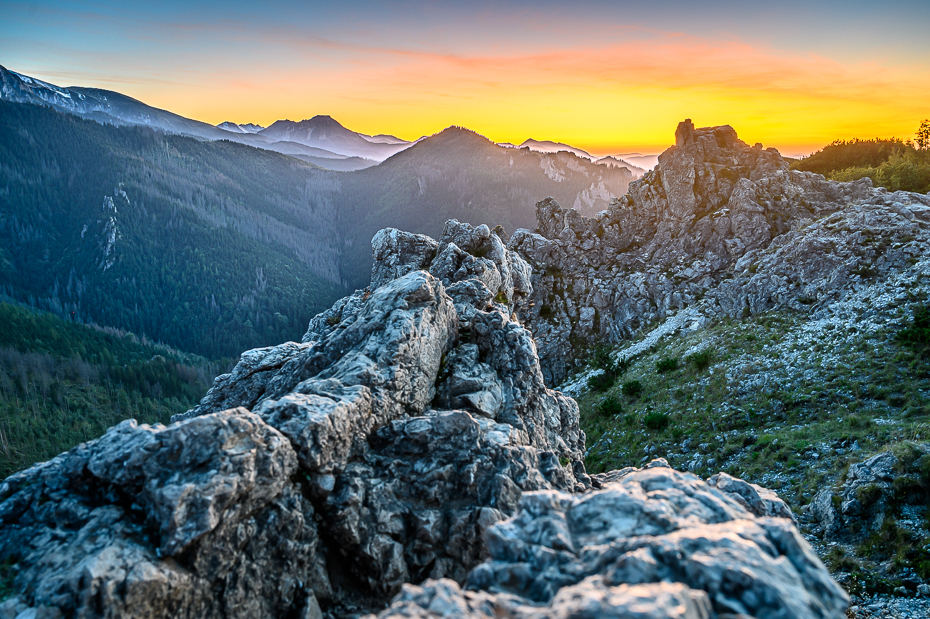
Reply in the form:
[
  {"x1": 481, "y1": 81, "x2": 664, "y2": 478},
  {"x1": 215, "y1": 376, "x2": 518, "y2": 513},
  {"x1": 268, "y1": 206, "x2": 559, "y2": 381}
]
[
  {"x1": 509, "y1": 120, "x2": 928, "y2": 385},
  {"x1": 0, "y1": 122, "x2": 853, "y2": 619}
]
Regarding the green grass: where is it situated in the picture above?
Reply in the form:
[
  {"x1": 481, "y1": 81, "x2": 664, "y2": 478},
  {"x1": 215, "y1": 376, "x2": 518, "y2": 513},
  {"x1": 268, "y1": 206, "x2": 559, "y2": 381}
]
[
  {"x1": 575, "y1": 303, "x2": 930, "y2": 592},
  {"x1": 577, "y1": 309, "x2": 930, "y2": 503}
]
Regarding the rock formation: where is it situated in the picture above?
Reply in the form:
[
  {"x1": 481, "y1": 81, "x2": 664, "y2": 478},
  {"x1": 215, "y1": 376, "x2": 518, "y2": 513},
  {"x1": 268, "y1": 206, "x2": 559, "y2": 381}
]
[
  {"x1": 508, "y1": 120, "x2": 930, "y2": 384},
  {"x1": 375, "y1": 464, "x2": 849, "y2": 619},
  {"x1": 808, "y1": 444, "x2": 930, "y2": 543},
  {"x1": 0, "y1": 122, "x2": 854, "y2": 619}
]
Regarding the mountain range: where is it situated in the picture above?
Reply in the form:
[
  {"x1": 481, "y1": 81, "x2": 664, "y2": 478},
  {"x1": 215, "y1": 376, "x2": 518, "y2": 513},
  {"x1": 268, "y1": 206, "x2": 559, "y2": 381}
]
[
  {"x1": 0, "y1": 72, "x2": 635, "y2": 358},
  {"x1": 0, "y1": 65, "x2": 656, "y2": 175}
]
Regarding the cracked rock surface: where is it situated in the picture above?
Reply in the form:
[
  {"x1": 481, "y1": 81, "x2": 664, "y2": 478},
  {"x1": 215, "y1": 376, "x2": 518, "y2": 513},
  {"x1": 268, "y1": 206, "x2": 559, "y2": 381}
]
[
  {"x1": 0, "y1": 121, "x2": 850, "y2": 619},
  {"x1": 508, "y1": 121, "x2": 929, "y2": 384},
  {"x1": 374, "y1": 464, "x2": 847, "y2": 619}
]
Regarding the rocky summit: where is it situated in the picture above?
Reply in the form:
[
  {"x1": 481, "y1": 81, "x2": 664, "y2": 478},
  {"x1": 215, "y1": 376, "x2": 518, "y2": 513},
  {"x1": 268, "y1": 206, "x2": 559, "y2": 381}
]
[
  {"x1": 0, "y1": 120, "x2": 901, "y2": 619},
  {"x1": 510, "y1": 120, "x2": 929, "y2": 384}
]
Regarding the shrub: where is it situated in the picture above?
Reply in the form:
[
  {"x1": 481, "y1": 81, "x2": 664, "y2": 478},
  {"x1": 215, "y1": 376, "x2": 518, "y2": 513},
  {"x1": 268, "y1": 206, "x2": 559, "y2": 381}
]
[
  {"x1": 655, "y1": 357, "x2": 679, "y2": 373},
  {"x1": 597, "y1": 395, "x2": 623, "y2": 418},
  {"x1": 643, "y1": 411, "x2": 670, "y2": 431},
  {"x1": 855, "y1": 483, "x2": 884, "y2": 509},
  {"x1": 587, "y1": 371, "x2": 616, "y2": 392},
  {"x1": 590, "y1": 345, "x2": 614, "y2": 371},
  {"x1": 685, "y1": 349, "x2": 713, "y2": 372},
  {"x1": 897, "y1": 304, "x2": 930, "y2": 356},
  {"x1": 621, "y1": 380, "x2": 643, "y2": 398}
]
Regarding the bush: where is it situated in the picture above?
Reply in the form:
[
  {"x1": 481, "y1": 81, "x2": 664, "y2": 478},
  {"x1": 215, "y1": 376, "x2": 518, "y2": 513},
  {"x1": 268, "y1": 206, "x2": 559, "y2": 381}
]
[
  {"x1": 856, "y1": 483, "x2": 884, "y2": 509},
  {"x1": 685, "y1": 349, "x2": 713, "y2": 372},
  {"x1": 597, "y1": 395, "x2": 623, "y2": 418},
  {"x1": 621, "y1": 380, "x2": 643, "y2": 398},
  {"x1": 590, "y1": 345, "x2": 614, "y2": 371},
  {"x1": 655, "y1": 357, "x2": 679, "y2": 373},
  {"x1": 643, "y1": 411, "x2": 670, "y2": 430},
  {"x1": 587, "y1": 371, "x2": 616, "y2": 392},
  {"x1": 897, "y1": 304, "x2": 930, "y2": 356}
]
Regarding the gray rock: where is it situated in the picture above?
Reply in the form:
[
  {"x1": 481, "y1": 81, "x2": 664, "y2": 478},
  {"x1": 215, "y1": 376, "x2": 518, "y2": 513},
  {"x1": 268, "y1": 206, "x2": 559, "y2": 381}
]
[
  {"x1": 507, "y1": 121, "x2": 927, "y2": 384},
  {"x1": 808, "y1": 445, "x2": 929, "y2": 542},
  {"x1": 374, "y1": 464, "x2": 848, "y2": 619},
  {"x1": 371, "y1": 228, "x2": 439, "y2": 290},
  {"x1": 0, "y1": 408, "x2": 327, "y2": 619}
]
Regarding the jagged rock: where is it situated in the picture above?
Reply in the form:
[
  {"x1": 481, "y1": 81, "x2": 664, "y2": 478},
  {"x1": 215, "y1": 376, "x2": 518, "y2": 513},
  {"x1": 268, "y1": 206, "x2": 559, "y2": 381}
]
[
  {"x1": 0, "y1": 408, "x2": 328, "y2": 619},
  {"x1": 2, "y1": 245, "x2": 586, "y2": 616},
  {"x1": 373, "y1": 464, "x2": 848, "y2": 619},
  {"x1": 371, "y1": 228, "x2": 439, "y2": 290},
  {"x1": 507, "y1": 121, "x2": 920, "y2": 384},
  {"x1": 808, "y1": 445, "x2": 929, "y2": 541}
]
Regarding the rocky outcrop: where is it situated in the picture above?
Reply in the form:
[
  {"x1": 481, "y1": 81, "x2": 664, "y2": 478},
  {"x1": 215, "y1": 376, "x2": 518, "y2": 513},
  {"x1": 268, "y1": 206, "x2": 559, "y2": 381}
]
[
  {"x1": 0, "y1": 408, "x2": 329, "y2": 619},
  {"x1": 508, "y1": 120, "x2": 929, "y2": 384},
  {"x1": 0, "y1": 123, "x2": 851, "y2": 618},
  {"x1": 0, "y1": 220, "x2": 587, "y2": 617},
  {"x1": 374, "y1": 463, "x2": 848, "y2": 619},
  {"x1": 808, "y1": 444, "x2": 930, "y2": 542}
]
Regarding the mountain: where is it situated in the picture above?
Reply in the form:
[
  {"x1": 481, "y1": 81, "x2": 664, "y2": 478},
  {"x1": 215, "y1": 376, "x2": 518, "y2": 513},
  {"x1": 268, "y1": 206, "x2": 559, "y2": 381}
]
[
  {"x1": 518, "y1": 139, "x2": 646, "y2": 177},
  {"x1": 0, "y1": 66, "x2": 374, "y2": 171},
  {"x1": 0, "y1": 100, "x2": 346, "y2": 359},
  {"x1": 217, "y1": 121, "x2": 264, "y2": 133},
  {"x1": 359, "y1": 132, "x2": 413, "y2": 145},
  {"x1": 518, "y1": 137, "x2": 595, "y2": 159},
  {"x1": 594, "y1": 154, "x2": 647, "y2": 177},
  {"x1": 258, "y1": 115, "x2": 412, "y2": 161},
  {"x1": 0, "y1": 101, "x2": 635, "y2": 354},
  {"x1": 614, "y1": 151, "x2": 660, "y2": 170},
  {"x1": 330, "y1": 126, "x2": 636, "y2": 287}
]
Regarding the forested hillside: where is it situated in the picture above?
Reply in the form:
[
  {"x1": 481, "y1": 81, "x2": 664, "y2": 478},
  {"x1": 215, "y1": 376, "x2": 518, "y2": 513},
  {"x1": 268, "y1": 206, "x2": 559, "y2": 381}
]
[
  {"x1": 0, "y1": 101, "x2": 347, "y2": 359},
  {"x1": 1, "y1": 102, "x2": 635, "y2": 318},
  {"x1": 0, "y1": 302, "x2": 228, "y2": 477},
  {"x1": 791, "y1": 125, "x2": 930, "y2": 194}
]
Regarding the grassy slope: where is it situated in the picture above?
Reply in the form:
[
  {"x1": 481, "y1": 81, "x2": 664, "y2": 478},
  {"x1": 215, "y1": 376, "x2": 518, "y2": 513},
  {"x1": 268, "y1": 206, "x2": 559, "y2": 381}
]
[{"x1": 574, "y1": 274, "x2": 930, "y2": 594}]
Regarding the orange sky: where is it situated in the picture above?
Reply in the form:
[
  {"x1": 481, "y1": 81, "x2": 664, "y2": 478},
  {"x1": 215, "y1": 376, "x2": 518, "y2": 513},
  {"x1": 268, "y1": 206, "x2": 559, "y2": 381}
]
[{"x1": 3, "y1": 1, "x2": 929, "y2": 156}]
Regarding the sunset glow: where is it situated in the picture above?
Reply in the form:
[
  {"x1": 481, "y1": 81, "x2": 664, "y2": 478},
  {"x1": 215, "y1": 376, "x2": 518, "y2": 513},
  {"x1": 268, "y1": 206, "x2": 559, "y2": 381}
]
[{"x1": 3, "y1": 0, "x2": 928, "y2": 155}]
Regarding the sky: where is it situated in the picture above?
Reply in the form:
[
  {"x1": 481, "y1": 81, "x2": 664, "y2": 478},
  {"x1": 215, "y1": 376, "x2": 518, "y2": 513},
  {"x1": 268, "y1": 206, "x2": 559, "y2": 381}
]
[{"x1": 2, "y1": 0, "x2": 929, "y2": 156}]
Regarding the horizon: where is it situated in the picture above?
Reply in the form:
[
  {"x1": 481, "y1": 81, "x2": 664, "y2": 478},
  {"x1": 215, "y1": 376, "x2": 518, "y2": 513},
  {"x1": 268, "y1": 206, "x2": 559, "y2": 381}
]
[{"x1": 3, "y1": 1, "x2": 929, "y2": 156}]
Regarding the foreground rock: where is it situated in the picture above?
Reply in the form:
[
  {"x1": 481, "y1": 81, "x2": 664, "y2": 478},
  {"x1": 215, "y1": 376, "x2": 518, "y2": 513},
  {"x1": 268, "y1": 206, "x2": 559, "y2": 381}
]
[
  {"x1": 375, "y1": 463, "x2": 848, "y2": 619},
  {"x1": 0, "y1": 124, "x2": 850, "y2": 618},
  {"x1": 0, "y1": 224, "x2": 585, "y2": 617}
]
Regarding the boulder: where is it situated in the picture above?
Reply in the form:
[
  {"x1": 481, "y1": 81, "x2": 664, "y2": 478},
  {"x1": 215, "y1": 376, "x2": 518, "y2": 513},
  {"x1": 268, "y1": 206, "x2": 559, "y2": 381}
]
[{"x1": 373, "y1": 465, "x2": 848, "y2": 619}]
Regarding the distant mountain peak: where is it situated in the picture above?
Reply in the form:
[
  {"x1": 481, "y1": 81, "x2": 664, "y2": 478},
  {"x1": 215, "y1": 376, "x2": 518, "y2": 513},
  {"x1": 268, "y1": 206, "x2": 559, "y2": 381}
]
[{"x1": 217, "y1": 121, "x2": 264, "y2": 134}]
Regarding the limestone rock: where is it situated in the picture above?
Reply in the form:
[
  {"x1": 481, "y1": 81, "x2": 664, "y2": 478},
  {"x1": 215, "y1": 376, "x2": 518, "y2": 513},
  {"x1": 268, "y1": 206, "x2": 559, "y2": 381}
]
[
  {"x1": 373, "y1": 465, "x2": 848, "y2": 619},
  {"x1": 0, "y1": 408, "x2": 327, "y2": 619},
  {"x1": 371, "y1": 228, "x2": 439, "y2": 290},
  {"x1": 507, "y1": 121, "x2": 918, "y2": 384},
  {"x1": 808, "y1": 445, "x2": 929, "y2": 541}
]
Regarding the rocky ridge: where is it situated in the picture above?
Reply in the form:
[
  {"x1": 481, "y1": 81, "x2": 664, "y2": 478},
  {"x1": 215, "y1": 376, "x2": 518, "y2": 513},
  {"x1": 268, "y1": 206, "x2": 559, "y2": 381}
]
[
  {"x1": 1, "y1": 215, "x2": 845, "y2": 616},
  {"x1": 509, "y1": 120, "x2": 930, "y2": 384}
]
